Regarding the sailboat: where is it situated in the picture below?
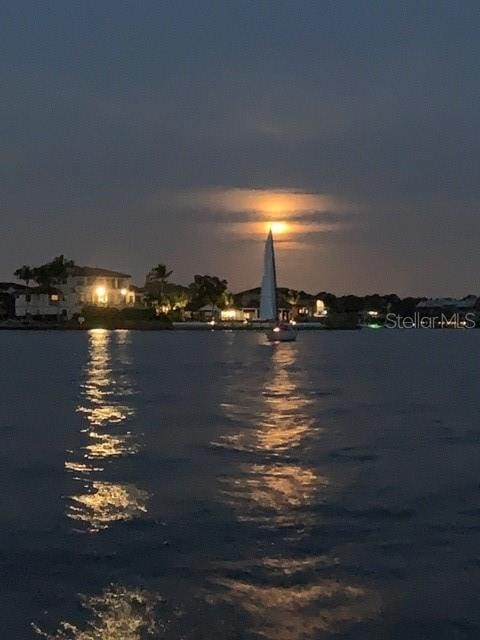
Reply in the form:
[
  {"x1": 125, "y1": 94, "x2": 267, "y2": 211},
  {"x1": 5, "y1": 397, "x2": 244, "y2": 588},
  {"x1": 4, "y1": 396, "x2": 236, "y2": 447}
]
[{"x1": 259, "y1": 228, "x2": 297, "y2": 342}]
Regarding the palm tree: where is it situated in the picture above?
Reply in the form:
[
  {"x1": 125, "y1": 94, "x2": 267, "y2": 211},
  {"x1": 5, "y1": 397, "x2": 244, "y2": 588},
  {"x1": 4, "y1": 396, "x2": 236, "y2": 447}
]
[
  {"x1": 14, "y1": 265, "x2": 34, "y2": 287},
  {"x1": 150, "y1": 264, "x2": 173, "y2": 305},
  {"x1": 189, "y1": 274, "x2": 228, "y2": 318},
  {"x1": 33, "y1": 255, "x2": 75, "y2": 287},
  {"x1": 287, "y1": 289, "x2": 301, "y2": 320},
  {"x1": 14, "y1": 265, "x2": 35, "y2": 317}
]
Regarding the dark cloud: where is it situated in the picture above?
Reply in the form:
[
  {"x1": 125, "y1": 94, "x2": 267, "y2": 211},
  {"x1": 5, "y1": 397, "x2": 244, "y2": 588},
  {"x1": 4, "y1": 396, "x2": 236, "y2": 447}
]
[{"x1": 2, "y1": 1, "x2": 480, "y2": 294}]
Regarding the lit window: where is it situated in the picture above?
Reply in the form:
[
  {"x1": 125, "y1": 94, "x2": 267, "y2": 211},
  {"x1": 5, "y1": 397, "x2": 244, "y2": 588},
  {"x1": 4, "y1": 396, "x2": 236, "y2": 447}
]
[
  {"x1": 95, "y1": 285, "x2": 108, "y2": 304},
  {"x1": 315, "y1": 300, "x2": 326, "y2": 316},
  {"x1": 50, "y1": 294, "x2": 59, "y2": 301},
  {"x1": 221, "y1": 309, "x2": 239, "y2": 321}
]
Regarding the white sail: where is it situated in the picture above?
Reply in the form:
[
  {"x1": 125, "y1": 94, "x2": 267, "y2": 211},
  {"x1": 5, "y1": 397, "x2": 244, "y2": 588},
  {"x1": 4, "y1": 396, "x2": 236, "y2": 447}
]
[{"x1": 259, "y1": 229, "x2": 278, "y2": 321}]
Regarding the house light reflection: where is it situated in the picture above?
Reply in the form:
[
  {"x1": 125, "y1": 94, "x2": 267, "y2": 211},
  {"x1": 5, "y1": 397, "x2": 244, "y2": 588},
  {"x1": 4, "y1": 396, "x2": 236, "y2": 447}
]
[
  {"x1": 66, "y1": 329, "x2": 147, "y2": 532},
  {"x1": 76, "y1": 330, "x2": 134, "y2": 427},
  {"x1": 32, "y1": 584, "x2": 162, "y2": 639},
  {"x1": 83, "y1": 431, "x2": 139, "y2": 459},
  {"x1": 68, "y1": 481, "x2": 149, "y2": 533}
]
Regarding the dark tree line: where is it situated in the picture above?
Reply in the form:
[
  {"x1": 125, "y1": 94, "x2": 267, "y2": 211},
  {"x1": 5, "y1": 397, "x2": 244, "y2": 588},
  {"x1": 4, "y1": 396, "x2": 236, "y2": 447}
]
[
  {"x1": 317, "y1": 292, "x2": 424, "y2": 316},
  {"x1": 145, "y1": 265, "x2": 229, "y2": 314},
  {"x1": 14, "y1": 256, "x2": 75, "y2": 289}
]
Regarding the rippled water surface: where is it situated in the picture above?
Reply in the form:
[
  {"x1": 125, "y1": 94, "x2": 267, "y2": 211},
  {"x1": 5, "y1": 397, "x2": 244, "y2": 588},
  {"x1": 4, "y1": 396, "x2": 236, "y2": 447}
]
[{"x1": 2, "y1": 329, "x2": 480, "y2": 639}]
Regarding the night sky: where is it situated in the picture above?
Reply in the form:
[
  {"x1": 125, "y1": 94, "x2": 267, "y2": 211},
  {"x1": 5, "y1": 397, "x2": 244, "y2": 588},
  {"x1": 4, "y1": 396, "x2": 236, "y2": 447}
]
[{"x1": 2, "y1": 1, "x2": 480, "y2": 295}]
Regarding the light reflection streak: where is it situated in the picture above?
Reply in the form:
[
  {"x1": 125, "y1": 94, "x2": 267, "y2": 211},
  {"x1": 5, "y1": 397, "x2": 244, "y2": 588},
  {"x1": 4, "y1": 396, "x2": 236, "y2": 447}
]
[
  {"x1": 216, "y1": 345, "x2": 323, "y2": 532},
  {"x1": 65, "y1": 329, "x2": 147, "y2": 532},
  {"x1": 213, "y1": 343, "x2": 380, "y2": 636},
  {"x1": 214, "y1": 347, "x2": 319, "y2": 456},
  {"x1": 32, "y1": 584, "x2": 163, "y2": 639},
  {"x1": 77, "y1": 403, "x2": 134, "y2": 427},
  {"x1": 64, "y1": 461, "x2": 103, "y2": 475},
  {"x1": 76, "y1": 330, "x2": 134, "y2": 428},
  {"x1": 83, "y1": 431, "x2": 139, "y2": 459},
  {"x1": 221, "y1": 463, "x2": 325, "y2": 529},
  {"x1": 38, "y1": 332, "x2": 158, "y2": 638},
  {"x1": 68, "y1": 481, "x2": 149, "y2": 532},
  {"x1": 212, "y1": 575, "x2": 380, "y2": 640}
]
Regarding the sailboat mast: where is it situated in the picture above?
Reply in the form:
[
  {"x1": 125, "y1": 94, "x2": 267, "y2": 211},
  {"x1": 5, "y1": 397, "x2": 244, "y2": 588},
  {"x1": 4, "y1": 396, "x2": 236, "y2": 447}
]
[
  {"x1": 259, "y1": 228, "x2": 278, "y2": 321},
  {"x1": 271, "y1": 229, "x2": 278, "y2": 321}
]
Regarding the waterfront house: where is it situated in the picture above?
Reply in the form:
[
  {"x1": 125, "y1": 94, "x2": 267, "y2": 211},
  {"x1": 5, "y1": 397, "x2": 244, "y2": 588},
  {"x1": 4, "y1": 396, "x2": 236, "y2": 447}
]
[
  {"x1": 14, "y1": 266, "x2": 137, "y2": 320},
  {"x1": 62, "y1": 266, "x2": 136, "y2": 318},
  {"x1": 15, "y1": 286, "x2": 67, "y2": 319},
  {"x1": 220, "y1": 307, "x2": 260, "y2": 322},
  {"x1": 294, "y1": 292, "x2": 326, "y2": 319},
  {"x1": 130, "y1": 285, "x2": 147, "y2": 306}
]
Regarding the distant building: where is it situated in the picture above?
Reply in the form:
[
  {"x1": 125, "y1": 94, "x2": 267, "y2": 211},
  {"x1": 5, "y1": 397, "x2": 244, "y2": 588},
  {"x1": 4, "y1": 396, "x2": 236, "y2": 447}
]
[
  {"x1": 14, "y1": 266, "x2": 136, "y2": 320},
  {"x1": 187, "y1": 304, "x2": 258, "y2": 323},
  {"x1": 64, "y1": 266, "x2": 136, "y2": 311},
  {"x1": 130, "y1": 285, "x2": 146, "y2": 305},
  {"x1": 295, "y1": 293, "x2": 326, "y2": 319},
  {"x1": 15, "y1": 286, "x2": 67, "y2": 319},
  {"x1": 415, "y1": 297, "x2": 480, "y2": 325},
  {"x1": 233, "y1": 287, "x2": 325, "y2": 322},
  {"x1": 220, "y1": 307, "x2": 258, "y2": 322},
  {"x1": 200, "y1": 305, "x2": 222, "y2": 321},
  {"x1": 314, "y1": 299, "x2": 327, "y2": 317}
]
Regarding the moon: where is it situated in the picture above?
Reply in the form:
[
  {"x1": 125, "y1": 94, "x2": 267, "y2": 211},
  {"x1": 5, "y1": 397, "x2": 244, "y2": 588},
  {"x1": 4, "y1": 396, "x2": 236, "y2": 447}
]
[{"x1": 270, "y1": 221, "x2": 288, "y2": 235}]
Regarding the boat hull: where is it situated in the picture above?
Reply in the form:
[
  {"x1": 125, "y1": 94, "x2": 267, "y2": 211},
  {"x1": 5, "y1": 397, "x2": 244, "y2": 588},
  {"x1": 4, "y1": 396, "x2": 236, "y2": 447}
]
[{"x1": 266, "y1": 328, "x2": 297, "y2": 342}]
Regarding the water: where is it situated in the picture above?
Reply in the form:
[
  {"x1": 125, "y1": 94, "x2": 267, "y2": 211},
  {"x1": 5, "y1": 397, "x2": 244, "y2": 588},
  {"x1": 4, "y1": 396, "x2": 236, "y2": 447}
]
[{"x1": 1, "y1": 329, "x2": 480, "y2": 639}]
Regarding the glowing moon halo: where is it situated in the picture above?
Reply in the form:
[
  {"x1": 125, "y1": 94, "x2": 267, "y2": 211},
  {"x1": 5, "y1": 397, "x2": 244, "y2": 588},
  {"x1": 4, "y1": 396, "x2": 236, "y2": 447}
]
[{"x1": 269, "y1": 221, "x2": 289, "y2": 235}]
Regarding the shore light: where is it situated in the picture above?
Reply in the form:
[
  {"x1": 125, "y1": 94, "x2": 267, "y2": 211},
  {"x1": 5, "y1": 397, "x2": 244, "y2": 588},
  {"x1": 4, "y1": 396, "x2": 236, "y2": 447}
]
[
  {"x1": 95, "y1": 286, "x2": 106, "y2": 297},
  {"x1": 120, "y1": 288, "x2": 128, "y2": 296}
]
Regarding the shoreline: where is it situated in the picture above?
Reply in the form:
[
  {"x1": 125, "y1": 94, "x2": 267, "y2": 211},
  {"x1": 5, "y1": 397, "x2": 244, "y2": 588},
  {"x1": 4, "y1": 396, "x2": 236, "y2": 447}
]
[
  {"x1": 1, "y1": 323, "x2": 477, "y2": 331},
  {"x1": 0, "y1": 321, "x2": 348, "y2": 331}
]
